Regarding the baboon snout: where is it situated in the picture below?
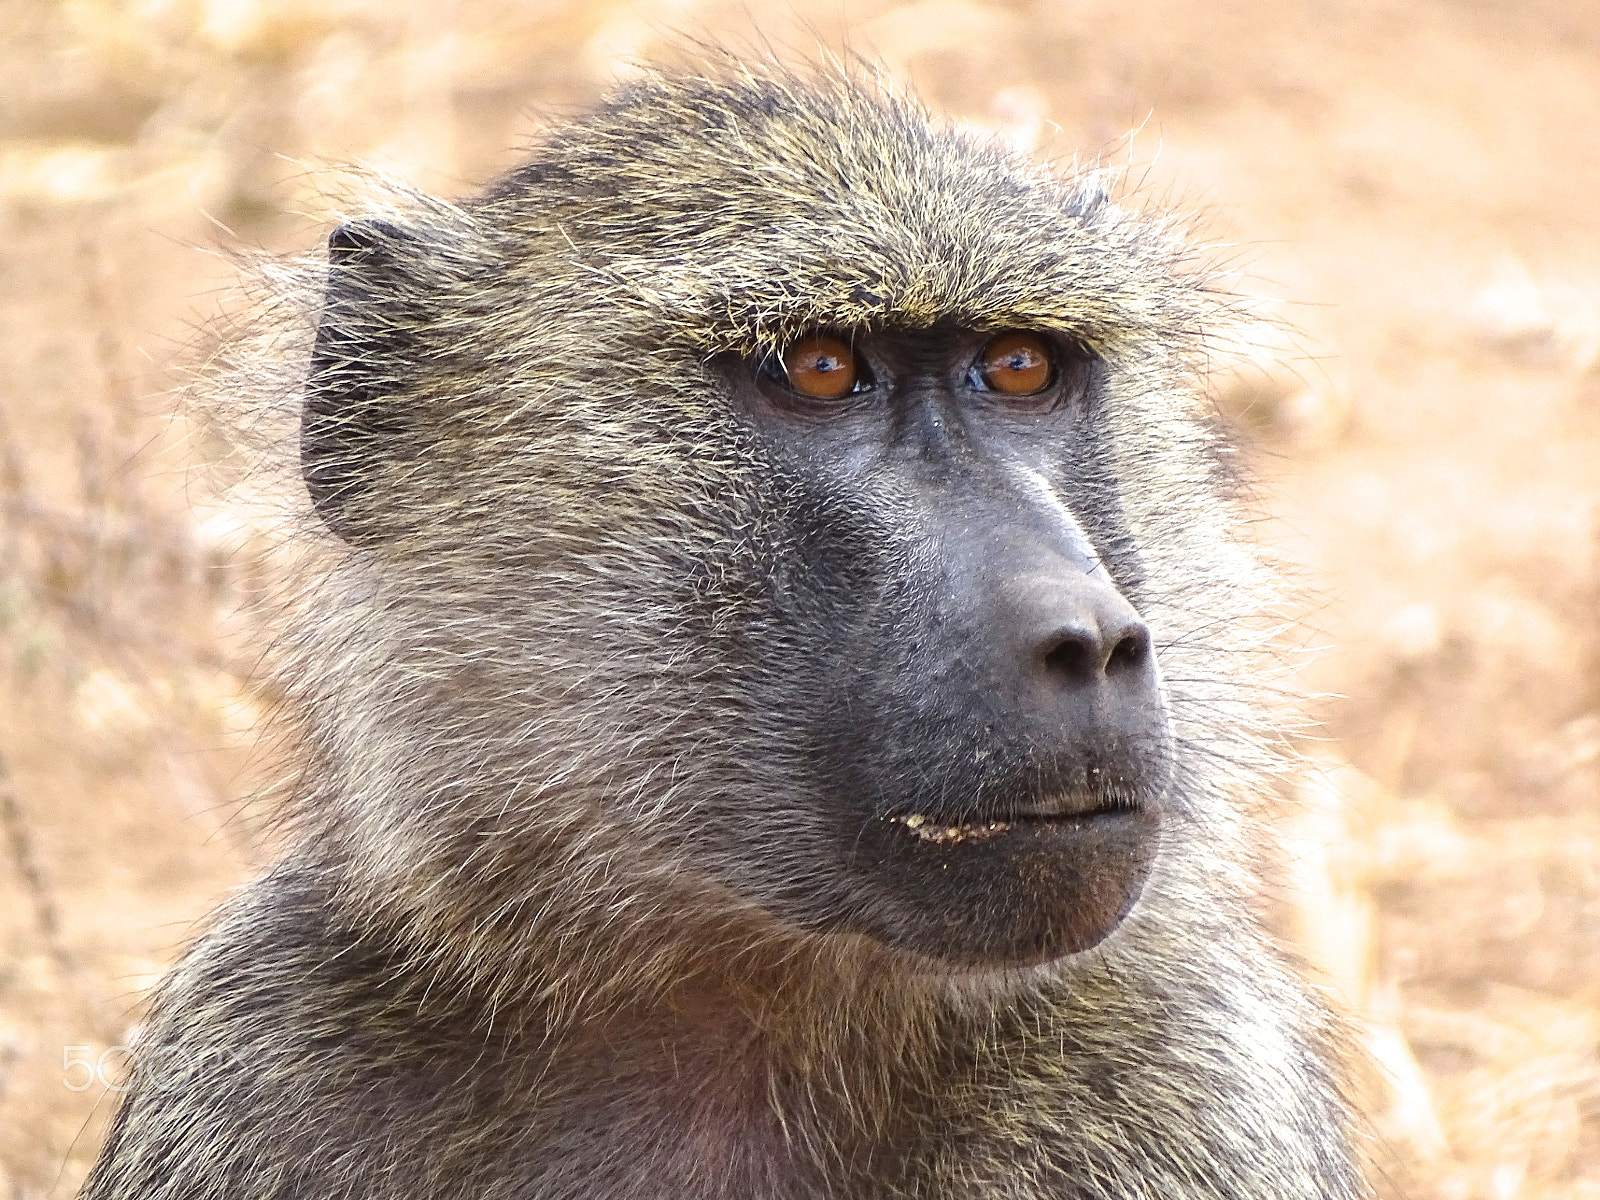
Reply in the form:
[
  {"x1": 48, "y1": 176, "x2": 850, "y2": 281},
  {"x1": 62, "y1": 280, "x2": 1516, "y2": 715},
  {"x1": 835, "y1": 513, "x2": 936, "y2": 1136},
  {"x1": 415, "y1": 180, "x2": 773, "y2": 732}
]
[{"x1": 838, "y1": 549, "x2": 1169, "y2": 966}]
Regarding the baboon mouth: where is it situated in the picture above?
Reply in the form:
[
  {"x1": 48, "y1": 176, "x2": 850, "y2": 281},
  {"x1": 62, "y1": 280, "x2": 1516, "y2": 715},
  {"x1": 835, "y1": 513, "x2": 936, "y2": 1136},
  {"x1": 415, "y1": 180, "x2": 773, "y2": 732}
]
[{"x1": 883, "y1": 802, "x2": 1129, "y2": 846}]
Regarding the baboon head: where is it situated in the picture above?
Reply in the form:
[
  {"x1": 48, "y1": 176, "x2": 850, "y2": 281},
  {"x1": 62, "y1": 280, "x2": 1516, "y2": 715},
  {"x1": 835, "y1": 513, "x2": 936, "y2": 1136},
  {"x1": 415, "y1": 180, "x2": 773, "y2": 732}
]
[{"x1": 295, "y1": 67, "x2": 1216, "y2": 977}]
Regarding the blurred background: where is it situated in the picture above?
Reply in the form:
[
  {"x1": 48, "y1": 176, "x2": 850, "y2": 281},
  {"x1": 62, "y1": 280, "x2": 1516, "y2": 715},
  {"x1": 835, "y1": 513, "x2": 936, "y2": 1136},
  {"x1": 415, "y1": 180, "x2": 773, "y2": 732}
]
[{"x1": 1, "y1": 1, "x2": 1597, "y2": 1196}]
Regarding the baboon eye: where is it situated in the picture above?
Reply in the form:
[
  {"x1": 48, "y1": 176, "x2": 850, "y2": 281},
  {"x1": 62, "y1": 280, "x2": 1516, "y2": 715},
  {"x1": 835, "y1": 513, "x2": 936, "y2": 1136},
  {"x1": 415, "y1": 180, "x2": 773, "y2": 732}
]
[
  {"x1": 977, "y1": 332, "x2": 1054, "y2": 396},
  {"x1": 781, "y1": 334, "x2": 861, "y2": 400}
]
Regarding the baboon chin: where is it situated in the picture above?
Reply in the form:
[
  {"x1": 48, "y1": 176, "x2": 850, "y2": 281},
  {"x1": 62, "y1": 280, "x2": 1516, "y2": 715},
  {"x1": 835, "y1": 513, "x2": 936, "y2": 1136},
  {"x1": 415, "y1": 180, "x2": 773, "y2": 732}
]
[
  {"x1": 82, "y1": 60, "x2": 1370, "y2": 1200},
  {"x1": 843, "y1": 801, "x2": 1163, "y2": 969}
]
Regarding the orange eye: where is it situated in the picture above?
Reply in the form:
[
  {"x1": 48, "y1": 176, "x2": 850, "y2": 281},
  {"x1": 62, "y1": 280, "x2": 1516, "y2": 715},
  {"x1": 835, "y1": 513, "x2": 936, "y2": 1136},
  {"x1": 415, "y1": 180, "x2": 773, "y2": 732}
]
[
  {"x1": 979, "y1": 332, "x2": 1053, "y2": 396},
  {"x1": 782, "y1": 335, "x2": 859, "y2": 400}
]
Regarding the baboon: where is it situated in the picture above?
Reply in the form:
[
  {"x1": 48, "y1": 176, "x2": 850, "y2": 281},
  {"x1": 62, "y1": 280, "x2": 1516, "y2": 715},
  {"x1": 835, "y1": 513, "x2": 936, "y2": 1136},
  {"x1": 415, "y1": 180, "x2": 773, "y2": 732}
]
[{"x1": 83, "y1": 62, "x2": 1370, "y2": 1200}]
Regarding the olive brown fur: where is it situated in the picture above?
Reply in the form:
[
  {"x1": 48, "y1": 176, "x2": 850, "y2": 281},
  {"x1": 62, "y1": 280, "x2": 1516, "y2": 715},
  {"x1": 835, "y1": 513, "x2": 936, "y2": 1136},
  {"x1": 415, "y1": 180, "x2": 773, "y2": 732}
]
[{"x1": 82, "y1": 60, "x2": 1371, "y2": 1200}]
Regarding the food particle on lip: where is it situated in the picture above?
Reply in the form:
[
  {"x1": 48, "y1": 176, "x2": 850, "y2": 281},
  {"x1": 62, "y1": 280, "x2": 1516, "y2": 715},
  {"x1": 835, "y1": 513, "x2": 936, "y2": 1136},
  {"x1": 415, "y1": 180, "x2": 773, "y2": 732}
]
[{"x1": 887, "y1": 814, "x2": 1014, "y2": 844}]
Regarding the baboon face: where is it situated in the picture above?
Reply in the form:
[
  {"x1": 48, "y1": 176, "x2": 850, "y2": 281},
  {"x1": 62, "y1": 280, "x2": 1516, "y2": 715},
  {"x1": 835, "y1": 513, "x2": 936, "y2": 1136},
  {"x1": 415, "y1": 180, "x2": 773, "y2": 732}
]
[
  {"x1": 301, "y1": 74, "x2": 1191, "y2": 974},
  {"x1": 710, "y1": 325, "x2": 1170, "y2": 969}
]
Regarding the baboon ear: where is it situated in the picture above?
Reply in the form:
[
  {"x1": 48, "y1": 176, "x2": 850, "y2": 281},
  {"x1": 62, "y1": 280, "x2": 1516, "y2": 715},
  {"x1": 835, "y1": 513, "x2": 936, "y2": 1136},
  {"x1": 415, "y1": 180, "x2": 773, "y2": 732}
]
[{"x1": 302, "y1": 219, "x2": 420, "y2": 543}]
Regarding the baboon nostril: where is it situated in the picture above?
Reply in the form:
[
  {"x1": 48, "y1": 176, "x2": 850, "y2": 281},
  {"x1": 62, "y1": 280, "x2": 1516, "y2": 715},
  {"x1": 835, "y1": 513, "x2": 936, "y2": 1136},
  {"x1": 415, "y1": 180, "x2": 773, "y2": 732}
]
[
  {"x1": 1042, "y1": 622, "x2": 1151, "y2": 681},
  {"x1": 1043, "y1": 629, "x2": 1096, "y2": 680},
  {"x1": 1106, "y1": 627, "x2": 1151, "y2": 675}
]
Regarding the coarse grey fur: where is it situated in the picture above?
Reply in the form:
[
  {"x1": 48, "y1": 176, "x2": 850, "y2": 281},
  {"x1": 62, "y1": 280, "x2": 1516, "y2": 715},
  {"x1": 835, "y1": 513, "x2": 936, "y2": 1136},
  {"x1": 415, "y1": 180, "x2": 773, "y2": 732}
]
[{"x1": 82, "y1": 60, "x2": 1371, "y2": 1200}]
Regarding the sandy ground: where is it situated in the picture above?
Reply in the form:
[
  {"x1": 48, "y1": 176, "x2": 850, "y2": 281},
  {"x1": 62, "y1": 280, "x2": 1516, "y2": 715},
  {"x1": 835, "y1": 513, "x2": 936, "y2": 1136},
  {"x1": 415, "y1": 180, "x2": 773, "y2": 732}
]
[{"x1": 1, "y1": 1, "x2": 1597, "y2": 1196}]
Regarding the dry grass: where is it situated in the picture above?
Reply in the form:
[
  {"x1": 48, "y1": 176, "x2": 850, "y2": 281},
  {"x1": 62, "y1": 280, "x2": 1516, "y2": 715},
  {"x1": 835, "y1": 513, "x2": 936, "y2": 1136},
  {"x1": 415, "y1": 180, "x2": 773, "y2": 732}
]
[{"x1": 1, "y1": 2, "x2": 1596, "y2": 1196}]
